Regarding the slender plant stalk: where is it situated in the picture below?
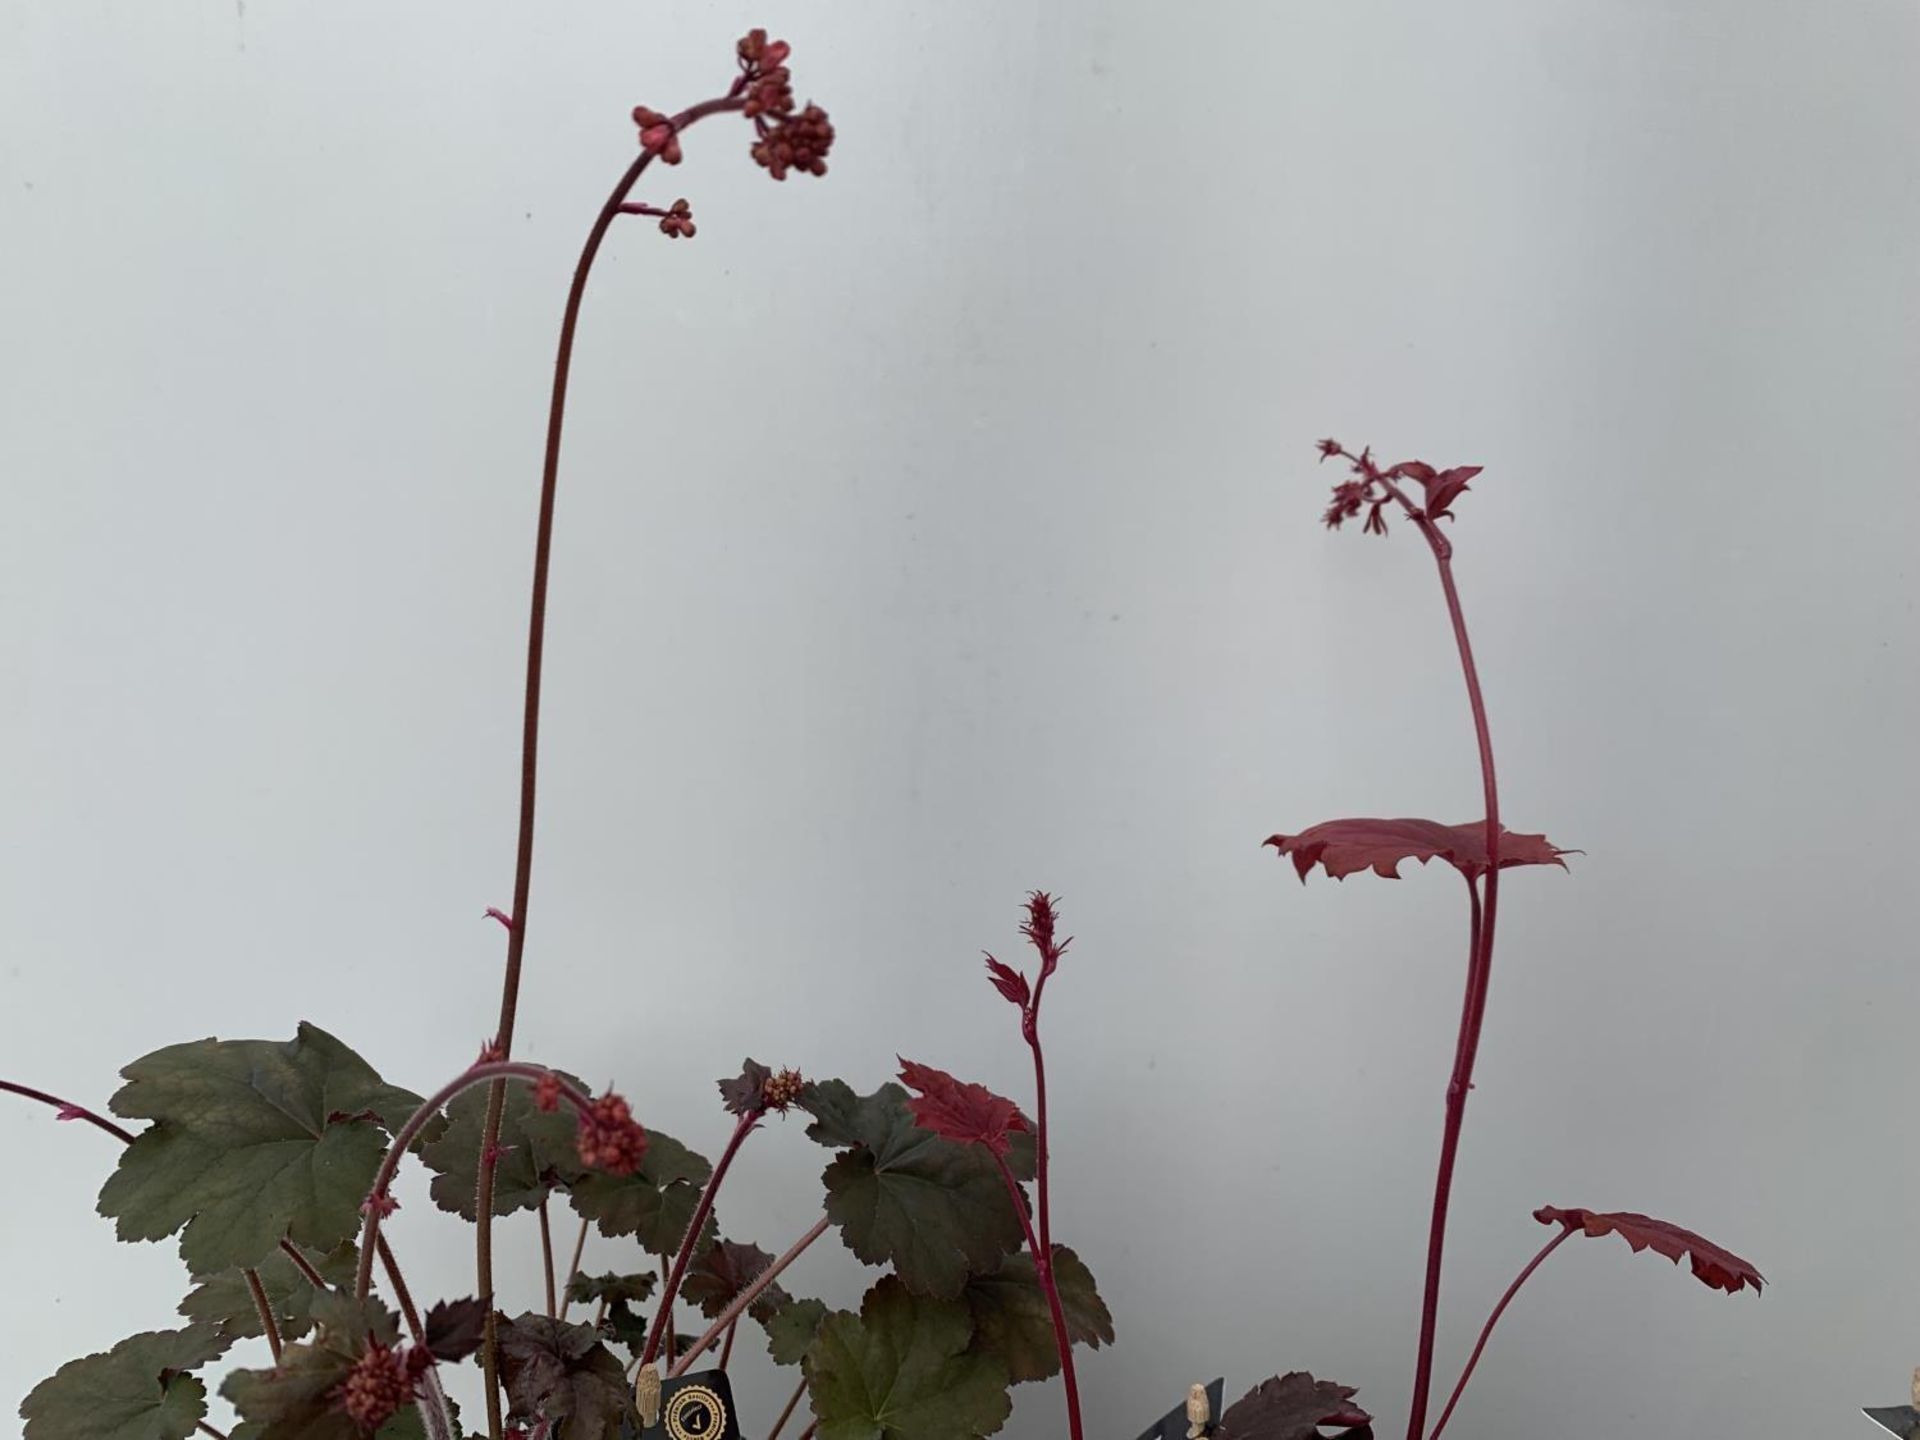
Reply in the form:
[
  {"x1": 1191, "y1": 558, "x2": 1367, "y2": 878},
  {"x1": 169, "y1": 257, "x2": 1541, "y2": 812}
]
[
  {"x1": 473, "y1": 93, "x2": 747, "y2": 1440},
  {"x1": 377, "y1": 1233, "x2": 425, "y2": 1342},
  {"x1": 197, "y1": 1424, "x2": 231, "y2": 1440},
  {"x1": 1427, "y1": 1225, "x2": 1573, "y2": 1440},
  {"x1": 660, "y1": 1255, "x2": 676, "y2": 1370},
  {"x1": 1396, "y1": 497, "x2": 1503, "y2": 1440},
  {"x1": 641, "y1": 1112, "x2": 755, "y2": 1368},
  {"x1": 0, "y1": 1080, "x2": 336, "y2": 1312},
  {"x1": 243, "y1": 1268, "x2": 283, "y2": 1361},
  {"x1": 795, "y1": 1424, "x2": 818, "y2": 1440},
  {"x1": 556, "y1": 1215, "x2": 591, "y2": 1323},
  {"x1": 668, "y1": 1214, "x2": 831, "y2": 1378},
  {"x1": 767, "y1": 1375, "x2": 809, "y2": 1440},
  {"x1": 988, "y1": 1151, "x2": 1083, "y2": 1440},
  {"x1": 717, "y1": 1317, "x2": 738, "y2": 1370},
  {"x1": 539, "y1": 1196, "x2": 558, "y2": 1319}
]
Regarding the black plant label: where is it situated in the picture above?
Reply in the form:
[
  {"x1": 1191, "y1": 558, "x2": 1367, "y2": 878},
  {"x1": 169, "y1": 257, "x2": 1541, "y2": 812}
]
[{"x1": 636, "y1": 1370, "x2": 740, "y2": 1440}]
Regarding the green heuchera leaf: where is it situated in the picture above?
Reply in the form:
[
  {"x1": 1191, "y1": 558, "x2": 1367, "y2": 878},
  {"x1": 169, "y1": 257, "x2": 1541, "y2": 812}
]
[
  {"x1": 963, "y1": 1244, "x2": 1113, "y2": 1383},
  {"x1": 801, "y1": 1081, "x2": 1033, "y2": 1298},
  {"x1": 20, "y1": 1324, "x2": 230, "y2": 1440},
  {"x1": 494, "y1": 1312, "x2": 632, "y2": 1439},
  {"x1": 805, "y1": 1279, "x2": 1011, "y2": 1440},
  {"x1": 418, "y1": 1070, "x2": 588, "y2": 1219},
  {"x1": 564, "y1": 1270, "x2": 659, "y2": 1306},
  {"x1": 222, "y1": 1291, "x2": 415, "y2": 1440},
  {"x1": 180, "y1": 1241, "x2": 357, "y2": 1343},
  {"x1": 566, "y1": 1129, "x2": 714, "y2": 1254},
  {"x1": 98, "y1": 1024, "x2": 424, "y2": 1273},
  {"x1": 764, "y1": 1296, "x2": 829, "y2": 1366}
]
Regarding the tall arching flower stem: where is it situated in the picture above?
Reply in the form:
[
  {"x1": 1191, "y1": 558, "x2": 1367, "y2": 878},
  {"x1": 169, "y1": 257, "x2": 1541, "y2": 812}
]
[{"x1": 471, "y1": 30, "x2": 836, "y2": 1433}]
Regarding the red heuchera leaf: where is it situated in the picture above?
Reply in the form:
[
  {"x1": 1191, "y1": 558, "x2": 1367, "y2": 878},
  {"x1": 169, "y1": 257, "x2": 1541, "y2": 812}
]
[
  {"x1": 424, "y1": 1296, "x2": 488, "y2": 1362},
  {"x1": 1388, "y1": 460, "x2": 1482, "y2": 522},
  {"x1": 983, "y1": 955, "x2": 1030, "y2": 1010},
  {"x1": 895, "y1": 1059, "x2": 1031, "y2": 1157},
  {"x1": 1534, "y1": 1206, "x2": 1764, "y2": 1296},
  {"x1": 1216, "y1": 1372, "x2": 1372, "y2": 1440},
  {"x1": 1264, "y1": 818, "x2": 1573, "y2": 882}
]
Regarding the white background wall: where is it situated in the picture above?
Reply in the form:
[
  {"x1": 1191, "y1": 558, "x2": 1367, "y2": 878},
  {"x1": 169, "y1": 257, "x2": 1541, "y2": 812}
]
[{"x1": 4, "y1": 3, "x2": 1917, "y2": 1437}]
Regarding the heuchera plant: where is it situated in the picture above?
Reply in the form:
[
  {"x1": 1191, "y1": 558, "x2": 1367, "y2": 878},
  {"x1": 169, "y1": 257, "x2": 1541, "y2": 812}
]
[
  {"x1": 2, "y1": 27, "x2": 1764, "y2": 1440},
  {"x1": 1263, "y1": 441, "x2": 1765, "y2": 1440},
  {"x1": 3, "y1": 30, "x2": 1116, "y2": 1440}
]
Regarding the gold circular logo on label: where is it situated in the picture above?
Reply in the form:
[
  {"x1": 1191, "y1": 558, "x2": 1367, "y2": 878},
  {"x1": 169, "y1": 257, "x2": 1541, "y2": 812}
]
[{"x1": 665, "y1": 1384, "x2": 727, "y2": 1440}]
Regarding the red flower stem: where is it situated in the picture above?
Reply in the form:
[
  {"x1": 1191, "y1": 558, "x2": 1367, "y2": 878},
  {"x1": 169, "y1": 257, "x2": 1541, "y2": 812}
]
[
  {"x1": 796, "y1": 1424, "x2": 818, "y2": 1440},
  {"x1": 0, "y1": 1079, "x2": 136, "y2": 1143},
  {"x1": 1024, "y1": 970, "x2": 1056, "y2": 1255},
  {"x1": 718, "y1": 1317, "x2": 739, "y2": 1370},
  {"x1": 539, "y1": 1195, "x2": 558, "y2": 1319},
  {"x1": 1426, "y1": 1225, "x2": 1573, "y2": 1440},
  {"x1": 1374, "y1": 480, "x2": 1502, "y2": 1440},
  {"x1": 357, "y1": 1060, "x2": 594, "y2": 1301},
  {"x1": 197, "y1": 1424, "x2": 231, "y2": 1440},
  {"x1": 279, "y1": 1244, "x2": 328, "y2": 1289},
  {"x1": 244, "y1": 1266, "x2": 283, "y2": 1360},
  {"x1": 556, "y1": 1215, "x2": 592, "y2": 1323},
  {"x1": 473, "y1": 92, "x2": 746, "y2": 1440},
  {"x1": 376, "y1": 1232, "x2": 426, "y2": 1343},
  {"x1": 989, "y1": 1149, "x2": 1083, "y2": 1440},
  {"x1": 767, "y1": 1376, "x2": 808, "y2": 1440},
  {"x1": 2, "y1": 1076, "x2": 340, "y2": 1317},
  {"x1": 668, "y1": 1213, "x2": 831, "y2": 1378},
  {"x1": 641, "y1": 1111, "x2": 755, "y2": 1369}
]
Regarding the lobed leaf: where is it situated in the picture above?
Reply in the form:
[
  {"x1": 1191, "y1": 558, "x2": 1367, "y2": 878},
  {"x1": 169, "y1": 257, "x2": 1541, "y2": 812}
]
[
  {"x1": 418, "y1": 1070, "x2": 587, "y2": 1219},
  {"x1": 764, "y1": 1297, "x2": 830, "y2": 1367},
  {"x1": 424, "y1": 1297, "x2": 489, "y2": 1362},
  {"x1": 20, "y1": 1324, "x2": 230, "y2": 1440},
  {"x1": 493, "y1": 1312, "x2": 632, "y2": 1439},
  {"x1": 1534, "y1": 1206, "x2": 1764, "y2": 1295},
  {"x1": 222, "y1": 1292, "x2": 413, "y2": 1440},
  {"x1": 800, "y1": 1080, "x2": 1034, "y2": 1298},
  {"x1": 97, "y1": 1024, "x2": 425, "y2": 1274},
  {"x1": 1264, "y1": 818, "x2": 1573, "y2": 882},
  {"x1": 180, "y1": 1241, "x2": 356, "y2": 1344},
  {"x1": 1216, "y1": 1372, "x2": 1372, "y2": 1440},
  {"x1": 963, "y1": 1244, "x2": 1113, "y2": 1384},
  {"x1": 565, "y1": 1128, "x2": 713, "y2": 1255},
  {"x1": 565, "y1": 1270, "x2": 658, "y2": 1306},
  {"x1": 897, "y1": 1060, "x2": 1030, "y2": 1158},
  {"x1": 680, "y1": 1238, "x2": 791, "y2": 1325},
  {"x1": 805, "y1": 1278, "x2": 1011, "y2": 1440}
]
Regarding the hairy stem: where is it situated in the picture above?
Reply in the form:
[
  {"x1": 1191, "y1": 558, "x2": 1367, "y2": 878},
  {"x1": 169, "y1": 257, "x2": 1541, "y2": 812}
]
[
  {"x1": 243, "y1": 1268, "x2": 283, "y2": 1361},
  {"x1": 1428, "y1": 1225, "x2": 1572, "y2": 1440},
  {"x1": 989, "y1": 1151, "x2": 1083, "y2": 1440},
  {"x1": 376, "y1": 1233, "x2": 425, "y2": 1343},
  {"x1": 718, "y1": 1317, "x2": 739, "y2": 1370},
  {"x1": 767, "y1": 1375, "x2": 809, "y2": 1440},
  {"x1": 1400, "y1": 506, "x2": 1503, "y2": 1440},
  {"x1": 556, "y1": 1215, "x2": 592, "y2": 1323},
  {"x1": 668, "y1": 1214, "x2": 830, "y2": 1378},
  {"x1": 358, "y1": 1059, "x2": 594, "y2": 1301},
  {"x1": 2, "y1": 1077, "x2": 337, "y2": 1301},
  {"x1": 539, "y1": 1196, "x2": 558, "y2": 1319},
  {"x1": 474, "y1": 92, "x2": 746, "y2": 1440},
  {"x1": 642, "y1": 1113, "x2": 755, "y2": 1368}
]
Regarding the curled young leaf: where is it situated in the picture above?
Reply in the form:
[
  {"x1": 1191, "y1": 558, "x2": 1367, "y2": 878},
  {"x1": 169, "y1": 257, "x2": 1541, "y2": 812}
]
[
  {"x1": 20, "y1": 1324, "x2": 230, "y2": 1440},
  {"x1": 1216, "y1": 1372, "x2": 1372, "y2": 1440},
  {"x1": 896, "y1": 1060, "x2": 1030, "y2": 1157},
  {"x1": 1264, "y1": 818, "x2": 1573, "y2": 882},
  {"x1": 1534, "y1": 1206, "x2": 1764, "y2": 1295},
  {"x1": 983, "y1": 956, "x2": 1030, "y2": 1010},
  {"x1": 719, "y1": 1058, "x2": 774, "y2": 1118}
]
